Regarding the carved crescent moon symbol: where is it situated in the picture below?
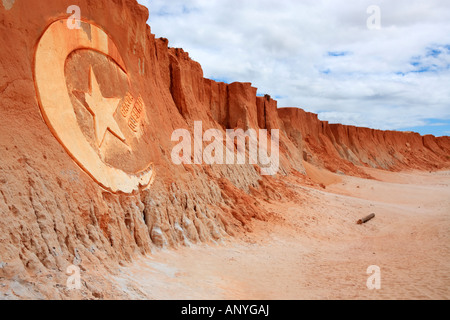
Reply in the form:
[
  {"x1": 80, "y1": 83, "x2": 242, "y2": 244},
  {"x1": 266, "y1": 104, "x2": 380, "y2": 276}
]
[{"x1": 34, "y1": 19, "x2": 155, "y2": 194}]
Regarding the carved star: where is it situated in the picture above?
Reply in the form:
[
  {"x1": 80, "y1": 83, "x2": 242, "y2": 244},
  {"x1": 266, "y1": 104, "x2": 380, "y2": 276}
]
[{"x1": 84, "y1": 67, "x2": 126, "y2": 148}]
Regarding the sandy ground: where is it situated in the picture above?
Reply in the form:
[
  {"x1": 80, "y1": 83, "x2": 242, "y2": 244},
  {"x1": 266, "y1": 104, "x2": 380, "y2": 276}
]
[{"x1": 109, "y1": 168, "x2": 450, "y2": 300}]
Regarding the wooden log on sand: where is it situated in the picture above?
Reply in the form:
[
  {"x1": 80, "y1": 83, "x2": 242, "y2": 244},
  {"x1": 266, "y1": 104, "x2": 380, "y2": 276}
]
[{"x1": 357, "y1": 213, "x2": 375, "y2": 225}]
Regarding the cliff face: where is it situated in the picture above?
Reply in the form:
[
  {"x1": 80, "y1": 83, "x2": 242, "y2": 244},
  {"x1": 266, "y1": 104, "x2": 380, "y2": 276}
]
[
  {"x1": 278, "y1": 108, "x2": 450, "y2": 174},
  {"x1": 0, "y1": 0, "x2": 449, "y2": 298}
]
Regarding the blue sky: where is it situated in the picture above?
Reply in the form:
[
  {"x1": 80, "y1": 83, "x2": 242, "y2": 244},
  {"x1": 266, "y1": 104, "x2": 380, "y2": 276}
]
[
  {"x1": 402, "y1": 119, "x2": 450, "y2": 137},
  {"x1": 138, "y1": 0, "x2": 450, "y2": 137}
]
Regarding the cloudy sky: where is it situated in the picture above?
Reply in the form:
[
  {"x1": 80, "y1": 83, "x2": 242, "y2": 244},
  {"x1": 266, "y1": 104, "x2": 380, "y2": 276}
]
[{"x1": 138, "y1": 0, "x2": 450, "y2": 137}]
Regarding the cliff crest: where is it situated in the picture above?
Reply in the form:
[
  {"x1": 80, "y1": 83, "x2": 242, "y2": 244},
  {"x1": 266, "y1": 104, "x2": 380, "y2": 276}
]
[{"x1": 0, "y1": 0, "x2": 448, "y2": 298}]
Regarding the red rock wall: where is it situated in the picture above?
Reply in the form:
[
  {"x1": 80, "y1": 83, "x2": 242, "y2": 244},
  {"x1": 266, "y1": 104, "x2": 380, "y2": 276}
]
[
  {"x1": 0, "y1": 0, "x2": 448, "y2": 298},
  {"x1": 0, "y1": 1, "x2": 295, "y2": 298},
  {"x1": 278, "y1": 108, "x2": 450, "y2": 174}
]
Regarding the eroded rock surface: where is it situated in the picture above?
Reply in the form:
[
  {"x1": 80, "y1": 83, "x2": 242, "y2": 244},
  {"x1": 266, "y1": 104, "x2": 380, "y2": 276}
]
[{"x1": 0, "y1": 0, "x2": 448, "y2": 299}]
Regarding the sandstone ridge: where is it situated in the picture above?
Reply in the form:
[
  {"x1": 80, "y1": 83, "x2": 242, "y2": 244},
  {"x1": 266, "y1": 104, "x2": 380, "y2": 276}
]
[{"x1": 0, "y1": 0, "x2": 449, "y2": 299}]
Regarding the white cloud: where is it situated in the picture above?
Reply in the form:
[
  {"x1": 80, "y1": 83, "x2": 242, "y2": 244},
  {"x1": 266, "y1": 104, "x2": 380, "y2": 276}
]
[{"x1": 138, "y1": 0, "x2": 450, "y2": 134}]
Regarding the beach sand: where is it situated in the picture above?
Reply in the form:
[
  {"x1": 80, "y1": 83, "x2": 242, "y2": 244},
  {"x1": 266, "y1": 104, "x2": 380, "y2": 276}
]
[{"x1": 111, "y1": 168, "x2": 450, "y2": 300}]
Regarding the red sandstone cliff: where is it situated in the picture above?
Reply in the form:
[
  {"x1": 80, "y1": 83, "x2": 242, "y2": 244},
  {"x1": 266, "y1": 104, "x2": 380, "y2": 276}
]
[
  {"x1": 278, "y1": 108, "x2": 450, "y2": 174},
  {"x1": 0, "y1": 0, "x2": 448, "y2": 298}
]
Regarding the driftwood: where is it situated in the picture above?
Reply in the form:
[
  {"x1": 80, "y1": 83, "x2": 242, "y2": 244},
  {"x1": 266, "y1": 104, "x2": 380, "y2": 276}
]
[{"x1": 357, "y1": 213, "x2": 375, "y2": 225}]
